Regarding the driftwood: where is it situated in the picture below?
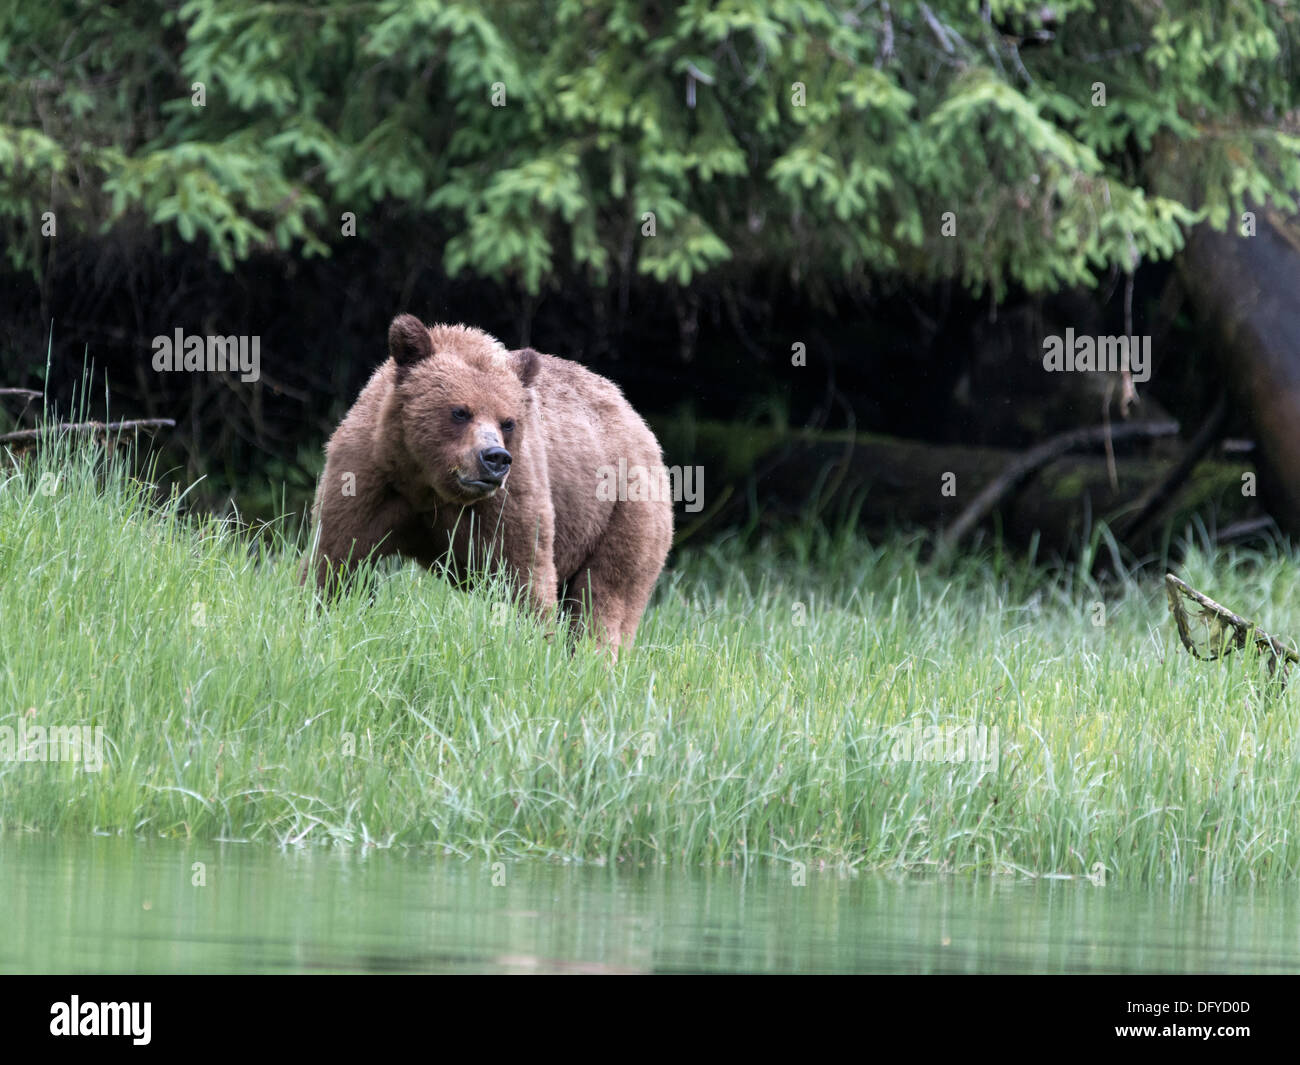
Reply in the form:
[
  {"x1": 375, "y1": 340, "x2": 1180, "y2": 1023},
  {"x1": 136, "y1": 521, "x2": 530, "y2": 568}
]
[
  {"x1": 0, "y1": 418, "x2": 176, "y2": 446},
  {"x1": 1165, "y1": 573, "x2": 1299, "y2": 686}
]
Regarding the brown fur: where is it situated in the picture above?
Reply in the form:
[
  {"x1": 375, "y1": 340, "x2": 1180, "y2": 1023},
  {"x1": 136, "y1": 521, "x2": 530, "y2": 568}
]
[{"x1": 304, "y1": 315, "x2": 673, "y2": 652}]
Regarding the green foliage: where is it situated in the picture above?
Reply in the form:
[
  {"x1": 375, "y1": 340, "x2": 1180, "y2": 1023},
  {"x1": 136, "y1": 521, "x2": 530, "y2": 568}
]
[{"x1": 1, "y1": 0, "x2": 1298, "y2": 294}]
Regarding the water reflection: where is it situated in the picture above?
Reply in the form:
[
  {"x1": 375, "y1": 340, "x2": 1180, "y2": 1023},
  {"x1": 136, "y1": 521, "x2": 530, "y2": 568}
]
[{"x1": 1, "y1": 836, "x2": 1296, "y2": 973}]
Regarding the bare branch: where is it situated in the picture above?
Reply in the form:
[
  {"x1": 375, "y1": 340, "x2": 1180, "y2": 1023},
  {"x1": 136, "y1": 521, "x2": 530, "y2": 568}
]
[
  {"x1": 919, "y1": 2, "x2": 955, "y2": 54},
  {"x1": 0, "y1": 418, "x2": 176, "y2": 446},
  {"x1": 1165, "y1": 573, "x2": 1298, "y2": 686},
  {"x1": 939, "y1": 419, "x2": 1180, "y2": 552}
]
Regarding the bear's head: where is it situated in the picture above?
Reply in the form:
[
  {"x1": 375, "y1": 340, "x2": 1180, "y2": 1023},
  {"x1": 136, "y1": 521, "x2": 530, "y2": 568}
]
[{"x1": 387, "y1": 314, "x2": 540, "y2": 505}]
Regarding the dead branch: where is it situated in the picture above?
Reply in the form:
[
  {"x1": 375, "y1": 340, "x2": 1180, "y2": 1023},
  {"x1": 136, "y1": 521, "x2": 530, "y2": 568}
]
[
  {"x1": 919, "y1": 2, "x2": 956, "y2": 53},
  {"x1": 1216, "y1": 516, "x2": 1276, "y2": 545},
  {"x1": 0, "y1": 418, "x2": 176, "y2": 446},
  {"x1": 939, "y1": 419, "x2": 1180, "y2": 552},
  {"x1": 1117, "y1": 396, "x2": 1228, "y2": 541},
  {"x1": 1165, "y1": 573, "x2": 1298, "y2": 685}
]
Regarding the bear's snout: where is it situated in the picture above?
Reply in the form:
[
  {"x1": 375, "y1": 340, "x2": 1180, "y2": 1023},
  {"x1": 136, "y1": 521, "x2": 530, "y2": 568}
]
[{"x1": 476, "y1": 446, "x2": 512, "y2": 484}]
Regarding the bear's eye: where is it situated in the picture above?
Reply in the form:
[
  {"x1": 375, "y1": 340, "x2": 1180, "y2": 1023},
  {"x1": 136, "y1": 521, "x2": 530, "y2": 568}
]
[
  {"x1": 501, "y1": 419, "x2": 515, "y2": 434},
  {"x1": 451, "y1": 407, "x2": 471, "y2": 423}
]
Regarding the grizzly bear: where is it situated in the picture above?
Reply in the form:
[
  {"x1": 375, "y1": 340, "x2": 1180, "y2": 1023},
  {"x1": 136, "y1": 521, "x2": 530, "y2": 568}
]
[{"x1": 304, "y1": 314, "x2": 674, "y2": 652}]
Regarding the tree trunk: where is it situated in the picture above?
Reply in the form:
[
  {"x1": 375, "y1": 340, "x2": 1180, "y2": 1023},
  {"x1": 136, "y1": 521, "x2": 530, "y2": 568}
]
[{"x1": 1178, "y1": 211, "x2": 1300, "y2": 535}]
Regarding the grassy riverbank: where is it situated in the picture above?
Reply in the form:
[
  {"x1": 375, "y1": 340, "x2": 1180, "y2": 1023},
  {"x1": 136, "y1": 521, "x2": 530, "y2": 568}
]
[{"x1": 2, "y1": 439, "x2": 1299, "y2": 882}]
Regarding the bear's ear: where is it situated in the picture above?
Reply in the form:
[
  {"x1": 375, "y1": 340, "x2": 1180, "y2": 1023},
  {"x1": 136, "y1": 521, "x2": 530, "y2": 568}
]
[
  {"x1": 512, "y1": 347, "x2": 541, "y2": 388},
  {"x1": 389, "y1": 314, "x2": 433, "y2": 368}
]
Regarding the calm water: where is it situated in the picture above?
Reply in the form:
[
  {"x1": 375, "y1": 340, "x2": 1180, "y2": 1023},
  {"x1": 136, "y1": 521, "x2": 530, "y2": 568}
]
[{"x1": 2, "y1": 835, "x2": 1298, "y2": 973}]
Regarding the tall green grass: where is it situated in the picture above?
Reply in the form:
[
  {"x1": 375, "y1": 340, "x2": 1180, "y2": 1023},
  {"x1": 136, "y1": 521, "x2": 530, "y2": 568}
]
[{"x1": 2, "y1": 437, "x2": 1299, "y2": 883}]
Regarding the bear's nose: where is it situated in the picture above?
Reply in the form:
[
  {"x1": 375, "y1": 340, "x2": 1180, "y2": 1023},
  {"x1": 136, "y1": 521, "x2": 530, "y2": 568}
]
[{"x1": 478, "y1": 446, "x2": 512, "y2": 482}]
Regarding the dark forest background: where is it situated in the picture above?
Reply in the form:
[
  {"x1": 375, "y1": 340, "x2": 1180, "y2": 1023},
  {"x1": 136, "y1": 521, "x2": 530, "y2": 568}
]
[{"x1": 3, "y1": 0, "x2": 1300, "y2": 558}]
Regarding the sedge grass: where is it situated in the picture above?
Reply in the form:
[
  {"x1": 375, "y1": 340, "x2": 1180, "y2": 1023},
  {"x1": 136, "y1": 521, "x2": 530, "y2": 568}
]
[{"x1": 2, "y1": 437, "x2": 1299, "y2": 883}]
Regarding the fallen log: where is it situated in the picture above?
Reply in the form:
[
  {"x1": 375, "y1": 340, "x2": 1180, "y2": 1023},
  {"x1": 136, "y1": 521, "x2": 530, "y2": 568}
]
[
  {"x1": 938, "y1": 420, "x2": 1180, "y2": 553},
  {"x1": 659, "y1": 420, "x2": 1257, "y2": 555}
]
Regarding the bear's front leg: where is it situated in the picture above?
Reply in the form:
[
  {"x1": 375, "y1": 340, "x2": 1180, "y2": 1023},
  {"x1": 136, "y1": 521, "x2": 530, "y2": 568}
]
[
  {"x1": 305, "y1": 468, "x2": 413, "y2": 595},
  {"x1": 520, "y1": 557, "x2": 560, "y2": 629},
  {"x1": 497, "y1": 502, "x2": 560, "y2": 632}
]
